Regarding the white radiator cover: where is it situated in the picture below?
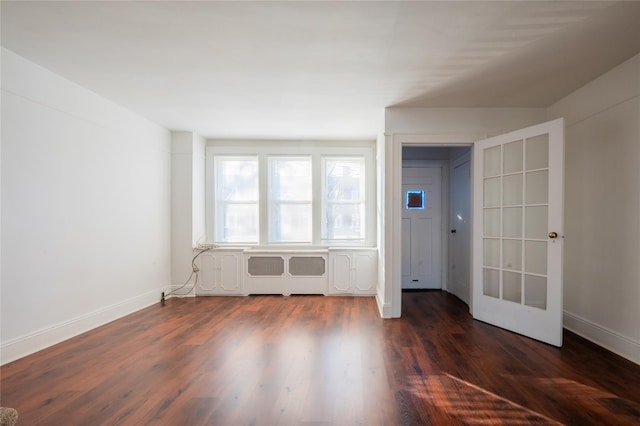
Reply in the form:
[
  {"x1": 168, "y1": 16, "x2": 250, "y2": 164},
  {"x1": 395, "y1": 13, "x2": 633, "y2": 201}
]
[
  {"x1": 195, "y1": 248, "x2": 377, "y2": 296},
  {"x1": 244, "y1": 250, "x2": 328, "y2": 295}
]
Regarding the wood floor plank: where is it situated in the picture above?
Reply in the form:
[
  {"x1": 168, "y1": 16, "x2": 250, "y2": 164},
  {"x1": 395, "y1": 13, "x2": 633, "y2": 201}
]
[{"x1": 2, "y1": 291, "x2": 640, "y2": 425}]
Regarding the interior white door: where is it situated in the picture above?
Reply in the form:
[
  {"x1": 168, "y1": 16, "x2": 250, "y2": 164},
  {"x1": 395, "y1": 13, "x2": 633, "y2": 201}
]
[
  {"x1": 472, "y1": 118, "x2": 564, "y2": 346},
  {"x1": 450, "y1": 156, "x2": 471, "y2": 304},
  {"x1": 402, "y1": 166, "x2": 442, "y2": 289}
]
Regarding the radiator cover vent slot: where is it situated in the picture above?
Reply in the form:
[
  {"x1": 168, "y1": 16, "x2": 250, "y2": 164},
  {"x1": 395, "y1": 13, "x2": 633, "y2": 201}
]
[
  {"x1": 247, "y1": 256, "x2": 285, "y2": 276},
  {"x1": 289, "y1": 256, "x2": 326, "y2": 276}
]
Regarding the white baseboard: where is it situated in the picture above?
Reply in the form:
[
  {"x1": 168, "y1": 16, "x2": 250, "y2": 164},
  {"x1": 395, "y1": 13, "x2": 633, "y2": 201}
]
[
  {"x1": 0, "y1": 287, "x2": 169, "y2": 366},
  {"x1": 376, "y1": 287, "x2": 393, "y2": 318},
  {"x1": 564, "y1": 311, "x2": 640, "y2": 365}
]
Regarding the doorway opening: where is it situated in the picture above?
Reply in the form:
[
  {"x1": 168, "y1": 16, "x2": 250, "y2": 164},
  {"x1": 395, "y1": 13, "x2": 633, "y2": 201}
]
[{"x1": 402, "y1": 146, "x2": 472, "y2": 306}]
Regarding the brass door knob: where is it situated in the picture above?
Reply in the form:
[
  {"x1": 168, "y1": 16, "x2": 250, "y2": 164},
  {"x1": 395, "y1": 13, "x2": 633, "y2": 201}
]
[{"x1": 548, "y1": 232, "x2": 558, "y2": 239}]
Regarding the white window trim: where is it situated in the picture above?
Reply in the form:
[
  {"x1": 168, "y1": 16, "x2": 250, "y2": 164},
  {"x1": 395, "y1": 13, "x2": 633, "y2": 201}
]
[
  {"x1": 206, "y1": 140, "x2": 376, "y2": 248},
  {"x1": 321, "y1": 156, "x2": 367, "y2": 244}
]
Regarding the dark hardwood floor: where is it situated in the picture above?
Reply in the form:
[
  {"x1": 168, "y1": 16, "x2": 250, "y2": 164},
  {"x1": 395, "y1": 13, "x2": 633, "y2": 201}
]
[{"x1": 2, "y1": 291, "x2": 639, "y2": 425}]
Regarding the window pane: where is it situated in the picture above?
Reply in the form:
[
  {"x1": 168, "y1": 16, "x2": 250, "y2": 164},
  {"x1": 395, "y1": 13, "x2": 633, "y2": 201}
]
[
  {"x1": 324, "y1": 203, "x2": 364, "y2": 240},
  {"x1": 325, "y1": 159, "x2": 363, "y2": 201},
  {"x1": 269, "y1": 157, "x2": 312, "y2": 243},
  {"x1": 216, "y1": 158, "x2": 258, "y2": 201},
  {"x1": 270, "y1": 203, "x2": 312, "y2": 243},
  {"x1": 215, "y1": 157, "x2": 259, "y2": 243},
  {"x1": 220, "y1": 203, "x2": 258, "y2": 243},
  {"x1": 270, "y1": 157, "x2": 312, "y2": 201},
  {"x1": 322, "y1": 157, "x2": 366, "y2": 242}
]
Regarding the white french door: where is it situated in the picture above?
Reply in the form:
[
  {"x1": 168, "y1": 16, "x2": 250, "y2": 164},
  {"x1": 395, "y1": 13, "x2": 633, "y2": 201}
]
[{"x1": 472, "y1": 118, "x2": 564, "y2": 346}]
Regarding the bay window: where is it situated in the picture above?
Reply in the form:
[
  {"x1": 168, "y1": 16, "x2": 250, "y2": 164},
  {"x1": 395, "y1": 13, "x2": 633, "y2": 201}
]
[{"x1": 206, "y1": 141, "x2": 374, "y2": 247}]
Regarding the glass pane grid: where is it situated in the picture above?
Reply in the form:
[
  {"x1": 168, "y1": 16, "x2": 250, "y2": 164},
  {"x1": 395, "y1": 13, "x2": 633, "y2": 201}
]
[{"x1": 482, "y1": 135, "x2": 550, "y2": 309}]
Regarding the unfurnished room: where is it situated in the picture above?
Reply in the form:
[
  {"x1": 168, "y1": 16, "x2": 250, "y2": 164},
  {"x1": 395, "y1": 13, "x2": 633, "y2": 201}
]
[{"x1": 1, "y1": 1, "x2": 640, "y2": 425}]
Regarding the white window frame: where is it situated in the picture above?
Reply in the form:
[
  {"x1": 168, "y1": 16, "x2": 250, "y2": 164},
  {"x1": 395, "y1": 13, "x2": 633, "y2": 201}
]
[
  {"x1": 206, "y1": 141, "x2": 376, "y2": 248},
  {"x1": 213, "y1": 155, "x2": 260, "y2": 244},
  {"x1": 268, "y1": 155, "x2": 313, "y2": 244},
  {"x1": 321, "y1": 156, "x2": 366, "y2": 244}
]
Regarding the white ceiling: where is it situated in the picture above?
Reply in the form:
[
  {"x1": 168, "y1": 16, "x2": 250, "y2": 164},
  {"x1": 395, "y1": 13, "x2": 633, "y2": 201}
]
[{"x1": 3, "y1": 1, "x2": 640, "y2": 140}]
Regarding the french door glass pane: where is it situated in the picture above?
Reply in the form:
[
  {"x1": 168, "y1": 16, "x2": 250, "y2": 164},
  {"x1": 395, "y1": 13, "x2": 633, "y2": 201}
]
[
  {"x1": 484, "y1": 146, "x2": 501, "y2": 177},
  {"x1": 525, "y1": 241, "x2": 547, "y2": 275},
  {"x1": 483, "y1": 268, "x2": 500, "y2": 298},
  {"x1": 483, "y1": 239, "x2": 500, "y2": 268},
  {"x1": 484, "y1": 208, "x2": 500, "y2": 237},
  {"x1": 502, "y1": 239, "x2": 522, "y2": 271},
  {"x1": 503, "y1": 140, "x2": 523, "y2": 174},
  {"x1": 524, "y1": 275, "x2": 547, "y2": 309},
  {"x1": 503, "y1": 207, "x2": 522, "y2": 238},
  {"x1": 526, "y1": 171, "x2": 548, "y2": 204},
  {"x1": 502, "y1": 271, "x2": 522, "y2": 303},
  {"x1": 484, "y1": 177, "x2": 501, "y2": 207},
  {"x1": 526, "y1": 135, "x2": 549, "y2": 170},
  {"x1": 525, "y1": 206, "x2": 547, "y2": 239},
  {"x1": 503, "y1": 174, "x2": 523, "y2": 205}
]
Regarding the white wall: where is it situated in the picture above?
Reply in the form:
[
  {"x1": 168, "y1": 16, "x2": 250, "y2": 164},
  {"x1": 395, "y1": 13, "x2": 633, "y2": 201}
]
[
  {"x1": 170, "y1": 131, "x2": 206, "y2": 295},
  {"x1": 0, "y1": 48, "x2": 172, "y2": 364},
  {"x1": 548, "y1": 54, "x2": 640, "y2": 364}
]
